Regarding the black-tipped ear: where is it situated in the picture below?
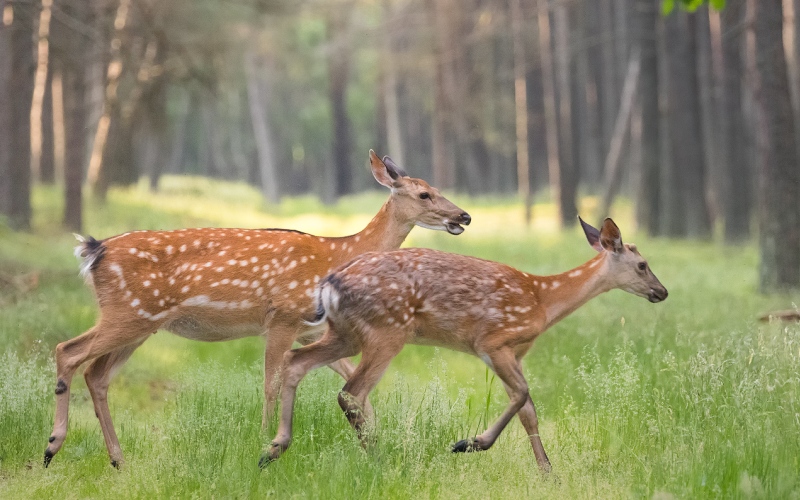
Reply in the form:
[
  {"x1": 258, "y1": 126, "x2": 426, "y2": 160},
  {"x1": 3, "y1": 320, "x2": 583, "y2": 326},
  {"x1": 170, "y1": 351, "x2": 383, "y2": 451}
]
[
  {"x1": 580, "y1": 216, "x2": 603, "y2": 252},
  {"x1": 382, "y1": 155, "x2": 408, "y2": 180},
  {"x1": 369, "y1": 150, "x2": 394, "y2": 188},
  {"x1": 599, "y1": 218, "x2": 624, "y2": 253}
]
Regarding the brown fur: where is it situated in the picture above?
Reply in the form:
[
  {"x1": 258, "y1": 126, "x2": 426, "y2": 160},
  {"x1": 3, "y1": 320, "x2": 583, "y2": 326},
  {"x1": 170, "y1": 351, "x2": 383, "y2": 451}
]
[
  {"x1": 44, "y1": 151, "x2": 471, "y2": 468},
  {"x1": 267, "y1": 218, "x2": 667, "y2": 472}
]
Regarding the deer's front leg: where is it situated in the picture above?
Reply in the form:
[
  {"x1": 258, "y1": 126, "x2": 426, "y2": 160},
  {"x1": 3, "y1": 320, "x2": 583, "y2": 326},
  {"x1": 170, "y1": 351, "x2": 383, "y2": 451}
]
[{"x1": 452, "y1": 348, "x2": 529, "y2": 453}]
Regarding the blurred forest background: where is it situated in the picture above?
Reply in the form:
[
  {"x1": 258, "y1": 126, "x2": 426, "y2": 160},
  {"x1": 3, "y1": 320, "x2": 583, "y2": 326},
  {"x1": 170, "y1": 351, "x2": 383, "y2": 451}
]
[{"x1": 0, "y1": 0, "x2": 799, "y2": 291}]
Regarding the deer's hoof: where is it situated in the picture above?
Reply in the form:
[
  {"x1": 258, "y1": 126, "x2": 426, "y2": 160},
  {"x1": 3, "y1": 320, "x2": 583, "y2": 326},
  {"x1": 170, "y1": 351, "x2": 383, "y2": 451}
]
[
  {"x1": 258, "y1": 452, "x2": 276, "y2": 469},
  {"x1": 451, "y1": 438, "x2": 482, "y2": 453},
  {"x1": 43, "y1": 448, "x2": 54, "y2": 468}
]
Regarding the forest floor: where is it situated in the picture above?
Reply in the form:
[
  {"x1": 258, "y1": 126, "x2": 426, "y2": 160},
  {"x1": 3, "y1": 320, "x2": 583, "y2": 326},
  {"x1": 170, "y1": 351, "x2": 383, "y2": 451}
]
[{"x1": 1, "y1": 177, "x2": 798, "y2": 499}]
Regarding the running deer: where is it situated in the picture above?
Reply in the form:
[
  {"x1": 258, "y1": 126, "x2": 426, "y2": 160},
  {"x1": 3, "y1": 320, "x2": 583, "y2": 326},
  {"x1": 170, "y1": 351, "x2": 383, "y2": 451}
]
[
  {"x1": 44, "y1": 150, "x2": 471, "y2": 468},
  {"x1": 265, "y1": 218, "x2": 667, "y2": 470}
]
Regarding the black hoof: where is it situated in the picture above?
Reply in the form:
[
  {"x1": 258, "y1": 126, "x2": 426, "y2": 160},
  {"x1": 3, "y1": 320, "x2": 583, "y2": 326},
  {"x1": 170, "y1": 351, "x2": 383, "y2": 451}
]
[
  {"x1": 111, "y1": 460, "x2": 120, "y2": 469},
  {"x1": 258, "y1": 452, "x2": 275, "y2": 469},
  {"x1": 43, "y1": 449, "x2": 53, "y2": 468},
  {"x1": 451, "y1": 438, "x2": 480, "y2": 453}
]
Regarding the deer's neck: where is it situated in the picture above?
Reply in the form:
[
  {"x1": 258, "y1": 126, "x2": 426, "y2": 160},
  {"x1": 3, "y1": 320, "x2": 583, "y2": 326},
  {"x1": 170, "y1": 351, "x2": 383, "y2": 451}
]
[
  {"x1": 536, "y1": 253, "x2": 613, "y2": 329},
  {"x1": 347, "y1": 198, "x2": 413, "y2": 254}
]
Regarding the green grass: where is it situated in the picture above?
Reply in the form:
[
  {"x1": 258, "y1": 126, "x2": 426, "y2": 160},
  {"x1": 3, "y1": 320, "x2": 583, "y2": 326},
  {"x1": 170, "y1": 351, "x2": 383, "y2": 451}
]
[{"x1": 1, "y1": 176, "x2": 799, "y2": 498}]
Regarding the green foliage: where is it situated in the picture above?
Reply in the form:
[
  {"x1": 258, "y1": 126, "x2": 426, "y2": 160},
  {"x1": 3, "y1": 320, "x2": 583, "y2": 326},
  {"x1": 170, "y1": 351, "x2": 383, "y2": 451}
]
[
  {"x1": 662, "y1": 0, "x2": 726, "y2": 15},
  {"x1": 1, "y1": 182, "x2": 799, "y2": 497}
]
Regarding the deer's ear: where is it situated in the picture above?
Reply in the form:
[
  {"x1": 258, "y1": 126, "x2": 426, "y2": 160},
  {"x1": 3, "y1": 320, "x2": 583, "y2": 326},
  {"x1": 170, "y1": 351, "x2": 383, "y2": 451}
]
[
  {"x1": 580, "y1": 216, "x2": 603, "y2": 252},
  {"x1": 369, "y1": 150, "x2": 394, "y2": 188},
  {"x1": 599, "y1": 218, "x2": 624, "y2": 253},
  {"x1": 382, "y1": 155, "x2": 408, "y2": 180}
]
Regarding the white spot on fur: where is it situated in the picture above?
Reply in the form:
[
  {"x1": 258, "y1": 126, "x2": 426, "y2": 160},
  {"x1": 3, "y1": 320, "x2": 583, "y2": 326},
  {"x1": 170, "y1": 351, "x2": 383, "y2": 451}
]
[
  {"x1": 568, "y1": 269, "x2": 583, "y2": 277},
  {"x1": 288, "y1": 281, "x2": 298, "y2": 289},
  {"x1": 131, "y1": 298, "x2": 140, "y2": 307}
]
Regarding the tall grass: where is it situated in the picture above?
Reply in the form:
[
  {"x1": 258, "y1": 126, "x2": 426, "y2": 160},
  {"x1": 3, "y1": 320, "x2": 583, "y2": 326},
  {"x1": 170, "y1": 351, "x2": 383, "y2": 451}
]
[{"x1": 1, "y1": 177, "x2": 798, "y2": 498}]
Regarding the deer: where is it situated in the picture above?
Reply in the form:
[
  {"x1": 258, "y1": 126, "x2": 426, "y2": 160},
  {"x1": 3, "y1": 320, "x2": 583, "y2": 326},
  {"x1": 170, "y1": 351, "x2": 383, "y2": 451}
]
[
  {"x1": 44, "y1": 150, "x2": 472, "y2": 469},
  {"x1": 264, "y1": 217, "x2": 667, "y2": 471}
]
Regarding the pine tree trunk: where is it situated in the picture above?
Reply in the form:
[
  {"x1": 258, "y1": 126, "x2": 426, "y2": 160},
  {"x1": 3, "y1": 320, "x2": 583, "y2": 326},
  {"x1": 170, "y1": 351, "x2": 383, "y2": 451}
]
[
  {"x1": 753, "y1": 0, "x2": 800, "y2": 290},
  {"x1": 327, "y1": 8, "x2": 353, "y2": 197},
  {"x1": 510, "y1": 0, "x2": 531, "y2": 223},
  {"x1": 245, "y1": 49, "x2": 281, "y2": 204},
  {"x1": 8, "y1": 0, "x2": 35, "y2": 230},
  {"x1": 662, "y1": 10, "x2": 711, "y2": 238},
  {"x1": 40, "y1": 60, "x2": 55, "y2": 184},
  {"x1": 0, "y1": 0, "x2": 11, "y2": 219},
  {"x1": 720, "y1": 0, "x2": 751, "y2": 242},
  {"x1": 634, "y1": 0, "x2": 661, "y2": 235},
  {"x1": 553, "y1": 0, "x2": 577, "y2": 226}
]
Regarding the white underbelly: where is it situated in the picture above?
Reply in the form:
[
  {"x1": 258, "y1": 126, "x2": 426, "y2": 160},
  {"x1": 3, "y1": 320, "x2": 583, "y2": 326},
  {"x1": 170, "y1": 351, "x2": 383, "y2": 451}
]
[{"x1": 163, "y1": 315, "x2": 263, "y2": 342}]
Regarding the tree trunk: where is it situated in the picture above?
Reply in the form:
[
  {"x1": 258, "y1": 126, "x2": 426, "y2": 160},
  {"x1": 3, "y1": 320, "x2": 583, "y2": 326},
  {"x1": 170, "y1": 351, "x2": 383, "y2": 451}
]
[
  {"x1": 245, "y1": 49, "x2": 280, "y2": 204},
  {"x1": 598, "y1": 0, "x2": 618, "y2": 164},
  {"x1": 719, "y1": 0, "x2": 751, "y2": 242},
  {"x1": 753, "y1": 0, "x2": 800, "y2": 290},
  {"x1": 431, "y1": 0, "x2": 456, "y2": 190},
  {"x1": 696, "y1": 7, "x2": 720, "y2": 226},
  {"x1": 662, "y1": 10, "x2": 711, "y2": 238},
  {"x1": 327, "y1": 7, "x2": 353, "y2": 197},
  {"x1": 382, "y1": 0, "x2": 404, "y2": 165},
  {"x1": 553, "y1": 1, "x2": 577, "y2": 226},
  {"x1": 7, "y1": 0, "x2": 35, "y2": 230},
  {"x1": 0, "y1": 0, "x2": 12, "y2": 219},
  {"x1": 510, "y1": 0, "x2": 531, "y2": 223},
  {"x1": 40, "y1": 58, "x2": 55, "y2": 184},
  {"x1": 634, "y1": 0, "x2": 661, "y2": 235},
  {"x1": 537, "y1": 0, "x2": 561, "y2": 218}
]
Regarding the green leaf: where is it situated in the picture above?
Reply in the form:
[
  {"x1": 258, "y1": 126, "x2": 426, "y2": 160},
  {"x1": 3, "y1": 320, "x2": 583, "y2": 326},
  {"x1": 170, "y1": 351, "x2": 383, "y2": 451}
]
[{"x1": 661, "y1": 0, "x2": 675, "y2": 15}]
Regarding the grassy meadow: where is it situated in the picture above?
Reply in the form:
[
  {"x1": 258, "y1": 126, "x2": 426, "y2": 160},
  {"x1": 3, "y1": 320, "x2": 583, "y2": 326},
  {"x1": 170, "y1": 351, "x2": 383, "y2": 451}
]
[{"x1": 1, "y1": 177, "x2": 799, "y2": 498}]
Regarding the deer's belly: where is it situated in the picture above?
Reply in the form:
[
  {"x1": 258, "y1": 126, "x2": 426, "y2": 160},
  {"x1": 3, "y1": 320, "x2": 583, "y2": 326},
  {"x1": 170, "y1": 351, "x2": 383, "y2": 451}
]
[{"x1": 163, "y1": 315, "x2": 263, "y2": 342}]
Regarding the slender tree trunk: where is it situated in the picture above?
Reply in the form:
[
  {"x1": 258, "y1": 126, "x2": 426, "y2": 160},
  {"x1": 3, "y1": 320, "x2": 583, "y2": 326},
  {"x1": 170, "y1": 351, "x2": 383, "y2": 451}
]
[
  {"x1": 719, "y1": 0, "x2": 751, "y2": 242},
  {"x1": 87, "y1": 0, "x2": 130, "y2": 200},
  {"x1": 327, "y1": 7, "x2": 353, "y2": 197},
  {"x1": 753, "y1": 0, "x2": 800, "y2": 290},
  {"x1": 381, "y1": 0, "x2": 404, "y2": 165},
  {"x1": 432, "y1": 0, "x2": 456, "y2": 190},
  {"x1": 510, "y1": 0, "x2": 531, "y2": 223},
  {"x1": 7, "y1": 0, "x2": 35, "y2": 230},
  {"x1": 574, "y1": 3, "x2": 602, "y2": 187},
  {"x1": 537, "y1": 0, "x2": 561, "y2": 217},
  {"x1": 696, "y1": 7, "x2": 720, "y2": 226},
  {"x1": 634, "y1": 0, "x2": 661, "y2": 235},
  {"x1": 40, "y1": 58, "x2": 55, "y2": 184},
  {"x1": 0, "y1": 0, "x2": 12, "y2": 218},
  {"x1": 167, "y1": 89, "x2": 189, "y2": 175},
  {"x1": 662, "y1": 10, "x2": 711, "y2": 238},
  {"x1": 553, "y1": 0, "x2": 577, "y2": 226},
  {"x1": 599, "y1": 0, "x2": 618, "y2": 164},
  {"x1": 245, "y1": 49, "x2": 280, "y2": 204}
]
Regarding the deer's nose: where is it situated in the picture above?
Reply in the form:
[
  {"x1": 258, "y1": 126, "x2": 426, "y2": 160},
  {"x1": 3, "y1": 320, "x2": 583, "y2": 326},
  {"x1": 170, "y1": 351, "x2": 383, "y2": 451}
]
[{"x1": 460, "y1": 213, "x2": 471, "y2": 225}]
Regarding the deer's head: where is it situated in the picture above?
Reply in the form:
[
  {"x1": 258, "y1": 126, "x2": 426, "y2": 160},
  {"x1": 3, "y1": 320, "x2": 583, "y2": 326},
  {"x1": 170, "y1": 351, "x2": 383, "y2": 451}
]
[
  {"x1": 580, "y1": 217, "x2": 668, "y2": 303},
  {"x1": 370, "y1": 150, "x2": 471, "y2": 235}
]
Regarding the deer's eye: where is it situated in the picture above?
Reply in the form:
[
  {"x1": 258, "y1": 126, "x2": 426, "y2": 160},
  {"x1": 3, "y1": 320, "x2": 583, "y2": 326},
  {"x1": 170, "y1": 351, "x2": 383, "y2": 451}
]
[
  {"x1": 419, "y1": 192, "x2": 430, "y2": 200},
  {"x1": 638, "y1": 262, "x2": 647, "y2": 272}
]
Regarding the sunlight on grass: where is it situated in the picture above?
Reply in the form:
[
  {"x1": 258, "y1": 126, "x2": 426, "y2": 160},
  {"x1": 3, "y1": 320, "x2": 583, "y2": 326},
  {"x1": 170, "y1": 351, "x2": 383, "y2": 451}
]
[{"x1": 1, "y1": 179, "x2": 799, "y2": 498}]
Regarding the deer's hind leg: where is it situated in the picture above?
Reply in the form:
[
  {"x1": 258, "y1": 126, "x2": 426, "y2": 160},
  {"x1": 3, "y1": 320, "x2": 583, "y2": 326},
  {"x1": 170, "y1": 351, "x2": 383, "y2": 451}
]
[
  {"x1": 263, "y1": 325, "x2": 359, "y2": 466},
  {"x1": 45, "y1": 316, "x2": 153, "y2": 467},
  {"x1": 337, "y1": 330, "x2": 405, "y2": 443},
  {"x1": 83, "y1": 337, "x2": 149, "y2": 468}
]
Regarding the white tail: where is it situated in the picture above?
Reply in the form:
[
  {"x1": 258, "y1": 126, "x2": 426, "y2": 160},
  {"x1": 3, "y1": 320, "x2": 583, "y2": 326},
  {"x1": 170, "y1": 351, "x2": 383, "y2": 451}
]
[
  {"x1": 266, "y1": 218, "x2": 667, "y2": 471},
  {"x1": 44, "y1": 150, "x2": 471, "y2": 468}
]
